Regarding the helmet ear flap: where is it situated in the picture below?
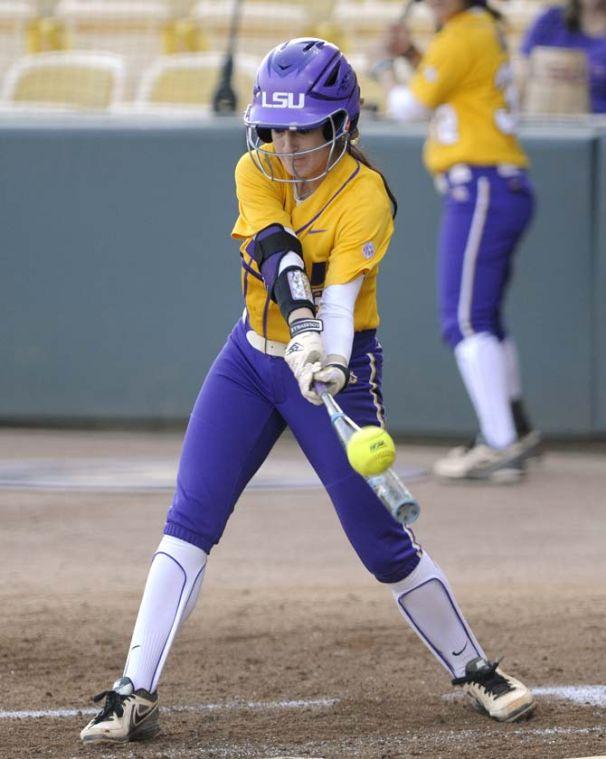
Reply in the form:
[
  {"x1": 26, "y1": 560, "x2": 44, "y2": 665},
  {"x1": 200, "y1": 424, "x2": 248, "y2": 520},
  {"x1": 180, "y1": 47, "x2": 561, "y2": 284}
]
[
  {"x1": 256, "y1": 126, "x2": 273, "y2": 143},
  {"x1": 322, "y1": 112, "x2": 349, "y2": 140}
]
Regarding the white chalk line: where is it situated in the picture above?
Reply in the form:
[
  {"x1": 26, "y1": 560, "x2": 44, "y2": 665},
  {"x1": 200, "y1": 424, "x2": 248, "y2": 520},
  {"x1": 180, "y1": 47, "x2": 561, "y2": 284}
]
[
  {"x1": 383, "y1": 725, "x2": 604, "y2": 746},
  {"x1": 0, "y1": 457, "x2": 427, "y2": 493},
  {"x1": 5, "y1": 685, "x2": 606, "y2": 722},
  {"x1": 445, "y1": 726, "x2": 603, "y2": 739},
  {"x1": 0, "y1": 697, "x2": 339, "y2": 721},
  {"x1": 444, "y1": 684, "x2": 606, "y2": 709},
  {"x1": 533, "y1": 685, "x2": 606, "y2": 707}
]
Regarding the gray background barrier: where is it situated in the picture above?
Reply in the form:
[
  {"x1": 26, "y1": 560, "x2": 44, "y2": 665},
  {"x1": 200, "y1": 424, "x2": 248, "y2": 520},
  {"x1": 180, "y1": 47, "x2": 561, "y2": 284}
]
[
  {"x1": 1, "y1": 119, "x2": 604, "y2": 436},
  {"x1": 597, "y1": 134, "x2": 606, "y2": 432}
]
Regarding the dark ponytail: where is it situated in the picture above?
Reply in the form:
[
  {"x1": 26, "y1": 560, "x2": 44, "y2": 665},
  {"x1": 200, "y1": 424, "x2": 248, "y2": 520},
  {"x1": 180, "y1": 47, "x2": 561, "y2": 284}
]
[
  {"x1": 465, "y1": 0, "x2": 504, "y2": 22},
  {"x1": 464, "y1": 0, "x2": 508, "y2": 52},
  {"x1": 346, "y1": 138, "x2": 398, "y2": 219},
  {"x1": 564, "y1": 0, "x2": 581, "y2": 32},
  {"x1": 484, "y1": 3, "x2": 504, "y2": 23}
]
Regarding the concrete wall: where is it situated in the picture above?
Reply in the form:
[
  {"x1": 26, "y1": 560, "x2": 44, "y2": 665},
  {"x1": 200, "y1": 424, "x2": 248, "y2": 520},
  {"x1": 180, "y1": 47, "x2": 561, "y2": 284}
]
[
  {"x1": 596, "y1": 133, "x2": 606, "y2": 432},
  {"x1": 1, "y1": 123, "x2": 244, "y2": 421},
  {"x1": 1, "y1": 119, "x2": 604, "y2": 436},
  {"x1": 363, "y1": 124, "x2": 598, "y2": 436}
]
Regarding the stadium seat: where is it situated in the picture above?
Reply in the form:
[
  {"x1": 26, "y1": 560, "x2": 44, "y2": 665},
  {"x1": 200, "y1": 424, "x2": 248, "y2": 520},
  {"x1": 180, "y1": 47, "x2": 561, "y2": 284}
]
[
  {"x1": 1, "y1": 50, "x2": 125, "y2": 109},
  {"x1": 333, "y1": 0, "x2": 434, "y2": 57},
  {"x1": 0, "y1": 1, "x2": 35, "y2": 80},
  {"x1": 162, "y1": 17, "x2": 208, "y2": 54},
  {"x1": 131, "y1": 50, "x2": 258, "y2": 112},
  {"x1": 55, "y1": 0, "x2": 171, "y2": 97},
  {"x1": 192, "y1": 1, "x2": 308, "y2": 56}
]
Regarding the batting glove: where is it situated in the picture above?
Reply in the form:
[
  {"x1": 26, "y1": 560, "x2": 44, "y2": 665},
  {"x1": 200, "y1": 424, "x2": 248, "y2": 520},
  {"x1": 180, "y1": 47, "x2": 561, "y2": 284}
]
[
  {"x1": 285, "y1": 318, "x2": 325, "y2": 403},
  {"x1": 306, "y1": 361, "x2": 350, "y2": 405}
]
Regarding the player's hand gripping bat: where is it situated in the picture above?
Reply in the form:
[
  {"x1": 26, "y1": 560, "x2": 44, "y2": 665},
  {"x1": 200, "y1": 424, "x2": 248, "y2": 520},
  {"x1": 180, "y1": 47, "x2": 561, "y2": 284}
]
[{"x1": 315, "y1": 382, "x2": 421, "y2": 526}]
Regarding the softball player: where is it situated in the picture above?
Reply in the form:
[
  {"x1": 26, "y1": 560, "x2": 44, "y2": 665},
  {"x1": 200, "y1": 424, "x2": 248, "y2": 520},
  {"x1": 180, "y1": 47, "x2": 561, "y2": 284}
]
[
  {"x1": 80, "y1": 38, "x2": 534, "y2": 745},
  {"x1": 382, "y1": 0, "x2": 540, "y2": 481}
]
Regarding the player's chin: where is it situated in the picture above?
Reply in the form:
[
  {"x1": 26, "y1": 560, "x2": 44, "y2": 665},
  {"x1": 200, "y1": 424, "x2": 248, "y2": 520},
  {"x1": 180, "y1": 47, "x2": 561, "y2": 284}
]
[
  {"x1": 293, "y1": 159, "x2": 323, "y2": 180},
  {"x1": 279, "y1": 158, "x2": 299, "y2": 177}
]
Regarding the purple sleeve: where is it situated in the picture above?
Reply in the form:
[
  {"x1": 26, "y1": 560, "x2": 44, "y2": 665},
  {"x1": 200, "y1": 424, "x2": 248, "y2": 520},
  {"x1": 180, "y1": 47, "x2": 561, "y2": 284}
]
[{"x1": 520, "y1": 6, "x2": 561, "y2": 57}]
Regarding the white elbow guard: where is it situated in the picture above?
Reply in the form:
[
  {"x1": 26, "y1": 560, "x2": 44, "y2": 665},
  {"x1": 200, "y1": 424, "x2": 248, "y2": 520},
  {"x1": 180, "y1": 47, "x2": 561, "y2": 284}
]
[{"x1": 388, "y1": 86, "x2": 431, "y2": 122}]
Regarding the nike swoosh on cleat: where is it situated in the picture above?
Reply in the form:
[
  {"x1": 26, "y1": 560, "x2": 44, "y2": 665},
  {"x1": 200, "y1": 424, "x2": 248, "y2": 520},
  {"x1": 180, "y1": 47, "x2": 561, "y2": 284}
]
[
  {"x1": 131, "y1": 704, "x2": 153, "y2": 728},
  {"x1": 452, "y1": 642, "x2": 468, "y2": 656}
]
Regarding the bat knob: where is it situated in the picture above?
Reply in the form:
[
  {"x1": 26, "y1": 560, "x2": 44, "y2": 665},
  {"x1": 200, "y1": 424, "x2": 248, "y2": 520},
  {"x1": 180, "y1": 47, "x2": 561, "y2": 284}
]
[{"x1": 394, "y1": 499, "x2": 421, "y2": 526}]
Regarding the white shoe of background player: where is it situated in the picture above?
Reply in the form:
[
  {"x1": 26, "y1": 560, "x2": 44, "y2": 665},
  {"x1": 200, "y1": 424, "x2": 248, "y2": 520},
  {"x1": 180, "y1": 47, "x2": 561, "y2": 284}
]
[
  {"x1": 452, "y1": 657, "x2": 536, "y2": 722},
  {"x1": 80, "y1": 676, "x2": 159, "y2": 744},
  {"x1": 433, "y1": 441, "x2": 525, "y2": 483}
]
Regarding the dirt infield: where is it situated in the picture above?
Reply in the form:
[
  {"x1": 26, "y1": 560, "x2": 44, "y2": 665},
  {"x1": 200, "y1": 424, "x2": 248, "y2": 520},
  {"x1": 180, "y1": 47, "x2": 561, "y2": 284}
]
[{"x1": 0, "y1": 429, "x2": 604, "y2": 759}]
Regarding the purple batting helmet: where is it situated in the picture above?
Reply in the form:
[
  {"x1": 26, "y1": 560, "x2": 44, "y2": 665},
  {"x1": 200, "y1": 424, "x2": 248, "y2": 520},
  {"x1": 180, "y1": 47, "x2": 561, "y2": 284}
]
[{"x1": 244, "y1": 38, "x2": 361, "y2": 183}]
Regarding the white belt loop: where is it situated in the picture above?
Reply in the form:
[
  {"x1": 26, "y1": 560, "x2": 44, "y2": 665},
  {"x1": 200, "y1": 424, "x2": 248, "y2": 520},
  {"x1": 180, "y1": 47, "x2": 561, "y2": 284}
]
[
  {"x1": 434, "y1": 174, "x2": 448, "y2": 194},
  {"x1": 448, "y1": 164, "x2": 472, "y2": 185},
  {"x1": 246, "y1": 329, "x2": 287, "y2": 357},
  {"x1": 497, "y1": 163, "x2": 522, "y2": 177}
]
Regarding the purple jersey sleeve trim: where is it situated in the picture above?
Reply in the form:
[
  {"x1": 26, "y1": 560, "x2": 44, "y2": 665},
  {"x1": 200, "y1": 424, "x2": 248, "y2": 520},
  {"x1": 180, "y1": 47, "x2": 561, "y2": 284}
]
[
  {"x1": 241, "y1": 258, "x2": 263, "y2": 282},
  {"x1": 241, "y1": 239, "x2": 263, "y2": 306}
]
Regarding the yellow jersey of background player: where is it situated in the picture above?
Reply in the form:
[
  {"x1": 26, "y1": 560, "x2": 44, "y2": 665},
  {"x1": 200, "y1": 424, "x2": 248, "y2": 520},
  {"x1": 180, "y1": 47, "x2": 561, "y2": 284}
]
[{"x1": 409, "y1": 7, "x2": 528, "y2": 174}]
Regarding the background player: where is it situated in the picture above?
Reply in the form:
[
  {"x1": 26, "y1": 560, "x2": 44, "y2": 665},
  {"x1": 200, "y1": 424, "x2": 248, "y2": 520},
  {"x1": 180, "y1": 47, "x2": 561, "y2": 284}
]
[
  {"x1": 379, "y1": 0, "x2": 540, "y2": 482},
  {"x1": 79, "y1": 38, "x2": 534, "y2": 745}
]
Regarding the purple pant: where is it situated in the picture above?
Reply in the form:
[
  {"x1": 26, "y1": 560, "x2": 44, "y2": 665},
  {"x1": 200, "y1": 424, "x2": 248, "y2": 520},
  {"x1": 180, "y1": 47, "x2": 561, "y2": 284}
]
[
  {"x1": 164, "y1": 319, "x2": 421, "y2": 583},
  {"x1": 438, "y1": 166, "x2": 535, "y2": 348}
]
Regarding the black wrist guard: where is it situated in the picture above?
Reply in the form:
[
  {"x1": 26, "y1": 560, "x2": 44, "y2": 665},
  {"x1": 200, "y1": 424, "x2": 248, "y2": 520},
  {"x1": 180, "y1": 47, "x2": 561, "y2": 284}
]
[
  {"x1": 325, "y1": 362, "x2": 350, "y2": 390},
  {"x1": 289, "y1": 317, "x2": 323, "y2": 338},
  {"x1": 274, "y1": 266, "x2": 316, "y2": 322}
]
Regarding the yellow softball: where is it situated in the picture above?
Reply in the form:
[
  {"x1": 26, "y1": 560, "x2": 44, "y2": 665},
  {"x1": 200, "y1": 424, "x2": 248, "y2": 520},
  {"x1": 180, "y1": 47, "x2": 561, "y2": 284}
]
[{"x1": 346, "y1": 426, "x2": 396, "y2": 477}]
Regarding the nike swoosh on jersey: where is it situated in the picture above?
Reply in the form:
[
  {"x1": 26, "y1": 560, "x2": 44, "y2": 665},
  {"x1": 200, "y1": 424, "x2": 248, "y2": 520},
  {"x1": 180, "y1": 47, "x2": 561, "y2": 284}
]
[{"x1": 307, "y1": 228, "x2": 327, "y2": 235}]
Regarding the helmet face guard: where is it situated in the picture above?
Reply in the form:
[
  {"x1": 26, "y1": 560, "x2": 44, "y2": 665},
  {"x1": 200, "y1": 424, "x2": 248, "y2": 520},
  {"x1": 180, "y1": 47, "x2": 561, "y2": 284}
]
[
  {"x1": 245, "y1": 110, "x2": 351, "y2": 184},
  {"x1": 244, "y1": 38, "x2": 360, "y2": 184}
]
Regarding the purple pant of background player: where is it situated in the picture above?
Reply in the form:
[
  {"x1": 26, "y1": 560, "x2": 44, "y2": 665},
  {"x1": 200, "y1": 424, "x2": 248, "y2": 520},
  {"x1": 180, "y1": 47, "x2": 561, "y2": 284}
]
[
  {"x1": 438, "y1": 166, "x2": 535, "y2": 349},
  {"x1": 165, "y1": 319, "x2": 421, "y2": 584}
]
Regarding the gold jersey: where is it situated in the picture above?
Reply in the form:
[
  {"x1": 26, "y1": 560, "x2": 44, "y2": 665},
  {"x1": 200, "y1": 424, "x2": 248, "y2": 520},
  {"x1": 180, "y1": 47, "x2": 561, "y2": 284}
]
[
  {"x1": 409, "y1": 8, "x2": 528, "y2": 174},
  {"x1": 232, "y1": 150, "x2": 394, "y2": 344}
]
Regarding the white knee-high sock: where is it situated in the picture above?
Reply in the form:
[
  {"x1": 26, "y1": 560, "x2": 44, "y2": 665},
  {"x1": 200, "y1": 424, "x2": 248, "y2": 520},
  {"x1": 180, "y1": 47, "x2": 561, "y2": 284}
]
[
  {"x1": 390, "y1": 552, "x2": 485, "y2": 679},
  {"x1": 454, "y1": 332, "x2": 516, "y2": 449},
  {"x1": 123, "y1": 535, "x2": 207, "y2": 693},
  {"x1": 501, "y1": 336, "x2": 522, "y2": 401}
]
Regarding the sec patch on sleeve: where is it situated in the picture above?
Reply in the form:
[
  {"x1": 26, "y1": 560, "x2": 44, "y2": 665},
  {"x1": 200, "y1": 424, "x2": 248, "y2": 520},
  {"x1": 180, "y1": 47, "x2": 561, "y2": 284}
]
[{"x1": 363, "y1": 241, "x2": 376, "y2": 259}]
